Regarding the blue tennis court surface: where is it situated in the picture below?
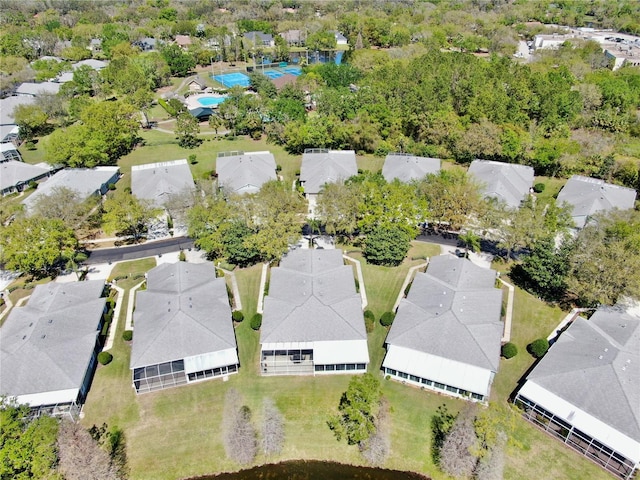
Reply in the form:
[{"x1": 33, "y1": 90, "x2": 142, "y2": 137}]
[
  {"x1": 262, "y1": 70, "x2": 283, "y2": 79},
  {"x1": 282, "y1": 66, "x2": 302, "y2": 75},
  {"x1": 213, "y1": 72, "x2": 250, "y2": 88}
]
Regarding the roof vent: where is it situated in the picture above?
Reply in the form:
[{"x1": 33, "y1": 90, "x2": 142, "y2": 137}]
[
  {"x1": 598, "y1": 355, "x2": 603, "y2": 359},
  {"x1": 22, "y1": 335, "x2": 27, "y2": 340},
  {"x1": 48, "y1": 319, "x2": 53, "y2": 324},
  {"x1": 41, "y1": 334, "x2": 46, "y2": 339},
  {"x1": 168, "y1": 308, "x2": 171, "y2": 312},
  {"x1": 29, "y1": 322, "x2": 33, "y2": 327},
  {"x1": 604, "y1": 348, "x2": 608, "y2": 352}
]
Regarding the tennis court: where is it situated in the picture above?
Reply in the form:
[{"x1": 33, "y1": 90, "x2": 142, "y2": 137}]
[{"x1": 213, "y1": 72, "x2": 250, "y2": 88}]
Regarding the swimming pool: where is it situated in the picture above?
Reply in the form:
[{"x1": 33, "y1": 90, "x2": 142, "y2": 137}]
[{"x1": 197, "y1": 96, "x2": 227, "y2": 107}]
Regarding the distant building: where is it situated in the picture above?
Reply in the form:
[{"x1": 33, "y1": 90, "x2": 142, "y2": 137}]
[
  {"x1": 0, "y1": 96, "x2": 36, "y2": 143},
  {"x1": 382, "y1": 153, "x2": 441, "y2": 183},
  {"x1": 468, "y1": 159, "x2": 535, "y2": 209},
  {"x1": 130, "y1": 262, "x2": 239, "y2": 393},
  {"x1": 216, "y1": 151, "x2": 277, "y2": 195},
  {"x1": 299, "y1": 148, "x2": 357, "y2": 216},
  {"x1": 175, "y1": 35, "x2": 192, "y2": 50},
  {"x1": 557, "y1": 175, "x2": 637, "y2": 229},
  {"x1": 382, "y1": 255, "x2": 503, "y2": 402},
  {"x1": 88, "y1": 38, "x2": 102, "y2": 53},
  {"x1": 72, "y1": 59, "x2": 108, "y2": 71},
  {"x1": 260, "y1": 249, "x2": 369, "y2": 376},
  {"x1": 244, "y1": 31, "x2": 275, "y2": 48},
  {"x1": 187, "y1": 76, "x2": 207, "y2": 92},
  {"x1": 1, "y1": 161, "x2": 52, "y2": 196},
  {"x1": 280, "y1": 29, "x2": 304, "y2": 46},
  {"x1": 0, "y1": 280, "x2": 108, "y2": 418},
  {"x1": 514, "y1": 305, "x2": 640, "y2": 480},
  {"x1": 333, "y1": 31, "x2": 348, "y2": 45},
  {"x1": 131, "y1": 160, "x2": 195, "y2": 208},
  {"x1": 132, "y1": 37, "x2": 158, "y2": 51},
  {"x1": 271, "y1": 73, "x2": 298, "y2": 90},
  {"x1": 22, "y1": 167, "x2": 120, "y2": 213}
]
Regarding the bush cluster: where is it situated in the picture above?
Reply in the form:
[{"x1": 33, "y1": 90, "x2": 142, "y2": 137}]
[
  {"x1": 250, "y1": 313, "x2": 262, "y2": 330},
  {"x1": 380, "y1": 311, "x2": 395, "y2": 327},
  {"x1": 533, "y1": 183, "x2": 546, "y2": 193},
  {"x1": 122, "y1": 330, "x2": 133, "y2": 341},
  {"x1": 363, "y1": 310, "x2": 376, "y2": 333},
  {"x1": 501, "y1": 342, "x2": 518, "y2": 359},
  {"x1": 98, "y1": 351, "x2": 113, "y2": 365},
  {"x1": 232, "y1": 310, "x2": 244, "y2": 322},
  {"x1": 527, "y1": 338, "x2": 550, "y2": 358}
]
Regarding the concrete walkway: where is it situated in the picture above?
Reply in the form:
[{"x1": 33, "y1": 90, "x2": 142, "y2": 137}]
[
  {"x1": 103, "y1": 285, "x2": 124, "y2": 351},
  {"x1": 216, "y1": 266, "x2": 242, "y2": 311},
  {"x1": 256, "y1": 263, "x2": 269, "y2": 314},
  {"x1": 0, "y1": 290, "x2": 13, "y2": 323},
  {"x1": 547, "y1": 308, "x2": 584, "y2": 343},
  {"x1": 343, "y1": 255, "x2": 367, "y2": 309},
  {"x1": 393, "y1": 262, "x2": 429, "y2": 312},
  {"x1": 125, "y1": 281, "x2": 145, "y2": 331},
  {"x1": 498, "y1": 278, "x2": 515, "y2": 343}
]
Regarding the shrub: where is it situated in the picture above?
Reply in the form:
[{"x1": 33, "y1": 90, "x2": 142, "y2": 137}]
[
  {"x1": 25, "y1": 141, "x2": 36, "y2": 150},
  {"x1": 364, "y1": 310, "x2": 375, "y2": 333},
  {"x1": 501, "y1": 342, "x2": 518, "y2": 359},
  {"x1": 232, "y1": 310, "x2": 244, "y2": 322},
  {"x1": 122, "y1": 330, "x2": 133, "y2": 341},
  {"x1": 404, "y1": 282, "x2": 412, "y2": 297},
  {"x1": 107, "y1": 183, "x2": 116, "y2": 191},
  {"x1": 158, "y1": 98, "x2": 177, "y2": 116},
  {"x1": 98, "y1": 351, "x2": 113, "y2": 365},
  {"x1": 276, "y1": 164, "x2": 282, "y2": 172},
  {"x1": 250, "y1": 313, "x2": 262, "y2": 330},
  {"x1": 527, "y1": 338, "x2": 549, "y2": 358},
  {"x1": 533, "y1": 183, "x2": 546, "y2": 193},
  {"x1": 28, "y1": 180, "x2": 38, "y2": 190},
  {"x1": 178, "y1": 250, "x2": 186, "y2": 261},
  {"x1": 188, "y1": 154, "x2": 197, "y2": 164},
  {"x1": 380, "y1": 311, "x2": 395, "y2": 327}
]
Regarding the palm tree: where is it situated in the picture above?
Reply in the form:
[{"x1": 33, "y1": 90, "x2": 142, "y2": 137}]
[{"x1": 459, "y1": 231, "x2": 481, "y2": 258}]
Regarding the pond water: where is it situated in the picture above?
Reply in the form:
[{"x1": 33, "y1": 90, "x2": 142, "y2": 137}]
[{"x1": 185, "y1": 460, "x2": 430, "y2": 480}]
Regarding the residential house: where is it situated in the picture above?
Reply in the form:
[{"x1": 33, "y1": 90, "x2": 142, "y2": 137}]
[
  {"x1": 1, "y1": 161, "x2": 52, "y2": 196},
  {"x1": 556, "y1": 175, "x2": 637, "y2": 229},
  {"x1": 299, "y1": 149, "x2": 357, "y2": 216},
  {"x1": 175, "y1": 35, "x2": 192, "y2": 50},
  {"x1": 514, "y1": 305, "x2": 640, "y2": 480},
  {"x1": 88, "y1": 38, "x2": 102, "y2": 53},
  {"x1": 260, "y1": 248, "x2": 369, "y2": 376},
  {"x1": 382, "y1": 255, "x2": 503, "y2": 402},
  {"x1": 0, "y1": 280, "x2": 108, "y2": 418},
  {"x1": 271, "y1": 73, "x2": 298, "y2": 90},
  {"x1": 130, "y1": 262, "x2": 239, "y2": 393},
  {"x1": 334, "y1": 31, "x2": 348, "y2": 45},
  {"x1": 0, "y1": 143, "x2": 22, "y2": 162},
  {"x1": 468, "y1": 159, "x2": 535, "y2": 209},
  {"x1": 244, "y1": 31, "x2": 275, "y2": 48},
  {"x1": 72, "y1": 59, "x2": 108, "y2": 71},
  {"x1": 382, "y1": 153, "x2": 441, "y2": 183},
  {"x1": 22, "y1": 166, "x2": 120, "y2": 213},
  {"x1": 131, "y1": 160, "x2": 195, "y2": 207},
  {"x1": 280, "y1": 29, "x2": 304, "y2": 46},
  {"x1": 15, "y1": 81, "x2": 61, "y2": 97},
  {"x1": 187, "y1": 76, "x2": 207, "y2": 92},
  {"x1": 132, "y1": 37, "x2": 158, "y2": 51},
  {"x1": 216, "y1": 151, "x2": 277, "y2": 195},
  {"x1": 0, "y1": 96, "x2": 35, "y2": 144}
]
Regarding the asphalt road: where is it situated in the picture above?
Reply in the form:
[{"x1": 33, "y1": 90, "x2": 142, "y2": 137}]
[
  {"x1": 85, "y1": 237, "x2": 195, "y2": 265},
  {"x1": 414, "y1": 230, "x2": 460, "y2": 247}
]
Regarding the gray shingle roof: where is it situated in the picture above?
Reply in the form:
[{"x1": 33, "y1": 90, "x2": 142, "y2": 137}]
[
  {"x1": 299, "y1": 150, "x2": 357, "y2": 194},
  {"x1": 557, "y1": 175, "x2": 637, "y2": 228},
  {"x1": 216, "y1": 151, "x2": 277, "y2": 195},
  {"x1": 22, "y1": 167, "x2": 119, "y2": 211},
  {"x1": 244, "y1": 31, "x2": 274, "y2": 44},
  {"x1": 131, "y1": 160, "x2": 195, "y2": 207},
  {"x1": 130, "y1": 262, "x2": 237, "y2": 369},
  {"x1": 0, "y1": 281, "x2": 106, "y2": 401},
  {"x1": 0, "y1": 96, "x2": 36, "y2": 125},
  {"x1": 382, "y1": 154, "x2": 441, "y2": 183},
  {"x1": 385, "y1": 255, "x2": 502, "y2": 371},
  {"x1": 526, "y1": 307, "x2": 640, "y2": 442},
  {"x1": 15, "y1": 82, "x2": 61, "y2": 96},
  {"x1": 0, "y1": 161, "x2": 51, "y2": 191},
  {"x1": 260, "y1": 249, "x2": 366, "y2": 344},
  {"x1": 72, "y1": 59, "x2": 108, "y2": 70},
  {"x1": 468, "y1": 160, "x2": 534, "y2": 208}
]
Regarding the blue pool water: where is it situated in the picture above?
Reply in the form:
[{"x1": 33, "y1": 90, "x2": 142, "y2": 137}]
[{"x1": 197, "y1": 96, "x2": 227, "y2": 107}]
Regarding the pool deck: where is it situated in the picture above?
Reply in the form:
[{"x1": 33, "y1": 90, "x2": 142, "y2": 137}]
[{"x1": 185, "y1": 93, "x2": 227, "y2": 111}]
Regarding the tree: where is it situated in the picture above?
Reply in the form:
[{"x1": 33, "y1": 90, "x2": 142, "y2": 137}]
[
  {"x1": 439, "y1": 405, "x2": 479, "y2": 479},
  {"x1": 57, "y1": 420, "x2": 122, "y2": 480},
  {"x1": 458, "y1": 230, "x2": 481, "y2": 257},
  {"x1": 261, "y1": 398, "x2": 285, "y2": 456},
  {"x1": 161, "y1": 43, "x2": 196, "y2": 76},
  {"x1": 527, "y1": 338, "x2": 550, "y2": 358},
  {"x1": 327, "y1": 373, "x2": 381, "y2": 445},
  {"x1": 0, "y1": 216, "x2": 79, "y2": 277},
  {"x1": 12, "y1": 104, "x2": 49, "y2": 141},
  {"x1": 431, "y1": 404, "x2": 457, "y2": 464},
  {"x1": 360, "y1": 397, "x2": 391, "y2": 466},
  {"x1": 208, "y1": 114, "x2": 223, "y2": 135},
  {"x1": 175, "y1": 112, "x2": 201, "y2": 148},
  {"x1": 0, "y1": 399, "x2": 59, "y2": 480},
  {"x1": 363, "y1": 224, "x2": 411, "y2": 267},
  {"x1": 222, "y1": 389, "x2": 257, "y2": 465},
  {"x1": 567, "y1": 209, "x2": 640, "y2": 306},
  {"x1": 30, "y1": 186, "x2": 96, "y2": 228},
  {"x1": 102, "y1": 191, "x2": 159, "y2": 241},
  {"x1": 474, "y1": 431, "x2": 507, "y2": 480},
  {"x1": 316, "y1": 182, "x2": 361, "y2": 240}
]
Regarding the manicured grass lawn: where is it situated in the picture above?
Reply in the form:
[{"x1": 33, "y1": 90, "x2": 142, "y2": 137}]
[{"x1": 534, "y1": 175, "x2": 566, "y2": 201}]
